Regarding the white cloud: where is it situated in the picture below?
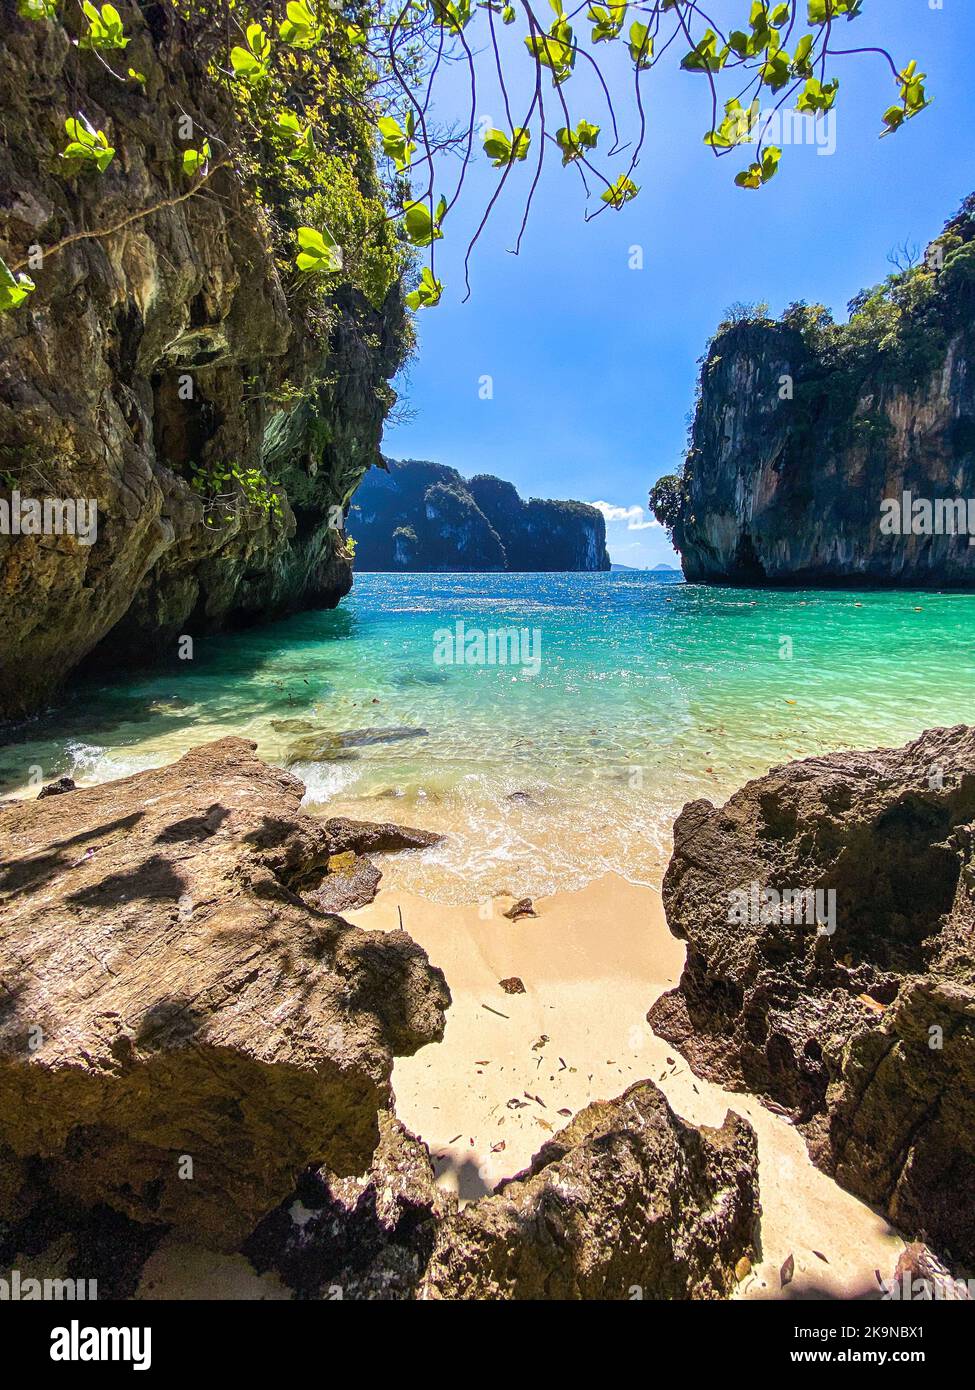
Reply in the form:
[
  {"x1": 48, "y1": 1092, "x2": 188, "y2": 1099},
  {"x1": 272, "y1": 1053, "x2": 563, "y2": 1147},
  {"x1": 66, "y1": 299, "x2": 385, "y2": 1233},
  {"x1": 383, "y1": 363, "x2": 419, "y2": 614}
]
[{"x1": 591, "y1": 500, "x2": 660, "y2": 531}]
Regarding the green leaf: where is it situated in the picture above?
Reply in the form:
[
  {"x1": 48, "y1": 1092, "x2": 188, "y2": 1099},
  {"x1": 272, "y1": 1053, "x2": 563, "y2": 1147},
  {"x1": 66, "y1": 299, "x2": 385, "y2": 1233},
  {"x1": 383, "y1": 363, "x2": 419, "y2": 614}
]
[
  {"x1": 791, "y1": 33, "x2": 815, "y2": 77},
  {"x1": 402, "y1": 199, "x2": 445, "y2": 247},
  {"x1": 760, "y1": 48, "x2": 791, "y2": 91},
  {"x1": 80, "y1": 1, "x2": 129, "y2": 50},
  {"x1": 628, "y1": 20, "x2": 653, "y2": 69},
  {"x1": 704, "y1": 97, "x2": 759, "y2": 149},
  {"x1": 404, "y1": 265, "x2": 443, "y2": 310},
  {"x1": 808, "y1": 0, "x2": 862, "y2": 25},
  {"x1": 231, "y1": 22, "x2": 271, "y2": 82},
  {"x1": 0, "y1": 255, "x2": 35, "y2": 313},
  {"x1": 525, "y1": 17, "x2": 576, "y2": 85},
  {"x1": 378, "y1": 114, "x2": 417, "y2": 172},
  {"x1": 17, "y1": 0, "x2": 58, "y2": 18},
  {"x1": 279, "y1": 0, "x2": 322, "y2": 47},
  {"x1": 555, "y1": 118, "x2": 600, "y2": 164},
  {"x1": 482, "y1": 126, "x2": 531, "y2": 166},
  {"x1": 295, "y1": 225, "x2": 343, "y2": 274},
  {"x1": 277, "y1": 110, "x2": 316, "y2": 161},
  {"x1": 600, "y1": 173, "x2": 639, "y2": 208},
  {"x1": 60, "y1": 114, "x2": 115, "y2": 173},
  {"x1": 735, "y1": 144, "x2": 781, "y2": 189},
  {"x1": 796, "y1": 76, "x2": 839, "y2": 113},
  {"x1": 588, "y1": 2, "x2": 626, "y2": 44},
  {"x1": 181, "y1": 140, "x2": 211, "y2": 177},
  {"x1": 681, "y1": 29, "x2": 728, "y2": 74},
  {"x1": 881, "y1": 60, "x2": 932, "y2": 136},
  {"x1": 430, "y1": 0, "x2": 472, "y2": 34},
  {"x1": 501, "y1": 4, "x2": 515, "y2": 21}
]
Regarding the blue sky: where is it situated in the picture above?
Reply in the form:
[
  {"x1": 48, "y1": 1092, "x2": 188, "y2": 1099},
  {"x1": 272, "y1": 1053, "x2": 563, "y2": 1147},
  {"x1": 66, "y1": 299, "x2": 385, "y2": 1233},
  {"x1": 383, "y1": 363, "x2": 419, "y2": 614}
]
[{"x1": 382, "y1": 1, "x2": 974, "y2": 566}]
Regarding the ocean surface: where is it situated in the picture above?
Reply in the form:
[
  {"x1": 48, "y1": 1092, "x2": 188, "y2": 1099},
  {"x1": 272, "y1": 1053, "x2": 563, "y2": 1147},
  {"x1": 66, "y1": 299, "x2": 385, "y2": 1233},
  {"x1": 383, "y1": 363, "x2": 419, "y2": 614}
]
[{"x1": 3, "y1": 571, "x2": 974, "y2": 901}]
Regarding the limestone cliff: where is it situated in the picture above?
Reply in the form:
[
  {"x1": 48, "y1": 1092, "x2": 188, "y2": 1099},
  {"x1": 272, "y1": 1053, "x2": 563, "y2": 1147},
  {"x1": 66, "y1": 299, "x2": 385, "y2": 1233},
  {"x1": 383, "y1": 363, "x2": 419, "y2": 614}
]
[
  {"x1": 652, "y1": 194, "x2": 975, "y2": 587},
  {"x1": 352, "y1": 458, "x2": 611, "y2": 572},
  {"x1": 0, "y1": 1, "x2": 409, "y2": 718}
]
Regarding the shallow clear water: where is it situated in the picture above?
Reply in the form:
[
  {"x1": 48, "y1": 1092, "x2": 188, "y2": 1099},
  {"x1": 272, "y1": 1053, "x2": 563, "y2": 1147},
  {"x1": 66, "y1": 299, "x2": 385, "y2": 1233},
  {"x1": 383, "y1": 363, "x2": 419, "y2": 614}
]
[{"x1": 3, "y1": 572, "x2": 973, "y2": 900}]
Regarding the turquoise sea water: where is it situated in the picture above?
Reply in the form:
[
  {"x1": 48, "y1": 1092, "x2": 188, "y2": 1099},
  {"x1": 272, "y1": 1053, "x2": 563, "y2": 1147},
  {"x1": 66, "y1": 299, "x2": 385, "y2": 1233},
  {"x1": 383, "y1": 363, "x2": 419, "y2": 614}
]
[{"x1": 3, "y1": 572, "x2": 974, "y2": 900}]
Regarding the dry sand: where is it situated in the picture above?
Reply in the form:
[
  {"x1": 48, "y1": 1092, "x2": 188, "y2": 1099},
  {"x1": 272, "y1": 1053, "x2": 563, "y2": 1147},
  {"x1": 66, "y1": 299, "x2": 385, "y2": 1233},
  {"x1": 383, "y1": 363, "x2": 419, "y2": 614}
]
[{"x1": 346, "y1": 871, "x2": 903, "y2": 1300}]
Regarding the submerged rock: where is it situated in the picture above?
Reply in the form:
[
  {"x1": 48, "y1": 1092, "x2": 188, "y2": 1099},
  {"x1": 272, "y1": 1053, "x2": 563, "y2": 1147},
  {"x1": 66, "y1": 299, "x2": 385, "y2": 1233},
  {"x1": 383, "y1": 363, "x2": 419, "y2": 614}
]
[
  {"x1": 286, "y1": 727, "x2": 430, "y2": 764},
  {"x1": 37, "y1": 777, "x2": 76, "y2": 799},
  {"x1": 0, "y1": 737, "x2": 449, "y2": 1249},
  {"x1": 648, "y1": 724, "x2": 975, "y2": 1263}
]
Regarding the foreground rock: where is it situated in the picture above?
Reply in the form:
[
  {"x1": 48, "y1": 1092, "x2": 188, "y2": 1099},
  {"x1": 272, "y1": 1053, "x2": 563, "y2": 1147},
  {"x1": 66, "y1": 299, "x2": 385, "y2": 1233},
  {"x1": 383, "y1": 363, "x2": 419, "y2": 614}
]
[
  {"x1": 422, "y1": 1081, "x2": 759, "y2": 1300},
  {"x1": 649, "y1": 725, "x2": 975, "y2": 1264},
  {"x1": 248, "y1": 1082, "x2": 760, "y2": 1300},
  {"x1": 244, "y1": 1111, "x2": 453, "y2": 1299},
  {"x1": 301, "y1": 816, "x2": 443, "y2": 913},
  {"x1": 0, "y1": 738, "x2": 449, "y2": 1249}
]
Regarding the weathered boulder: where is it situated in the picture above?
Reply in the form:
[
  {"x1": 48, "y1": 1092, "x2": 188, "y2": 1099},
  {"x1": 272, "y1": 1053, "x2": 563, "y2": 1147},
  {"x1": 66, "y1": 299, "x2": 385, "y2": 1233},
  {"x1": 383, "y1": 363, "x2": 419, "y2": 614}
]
[
  {"x1": 649, "y1": 724, "x2": 975, "y2": 1263},
  {"x1": 320, "y1": 817, "x2": 442, "y2": 858},
  {"x1": 0, "y1": 737, "x2": 449, "y2": 1249},
  {"x1": 422, "y1": 1081, "x2": 759, "y2": 1300},
  {"x1": 244, "y1": 1111, "x2": 453, "y2": 1300},
  {"x1": 248, "y1": 1082, "x2": 759, "y2": 1300},
  {"x1": 296, "y1": 815, "x2": 442, "y2": 913}
]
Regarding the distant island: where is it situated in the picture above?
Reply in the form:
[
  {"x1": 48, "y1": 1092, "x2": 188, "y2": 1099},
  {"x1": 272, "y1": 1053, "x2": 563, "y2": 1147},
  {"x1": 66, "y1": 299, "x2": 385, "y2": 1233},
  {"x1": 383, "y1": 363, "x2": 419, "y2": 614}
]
[
  {"x1": 351, "y1": 459, "x2": 611, "y2": 572},
  {"x1": 611, "y1": 563, "x2": 680, "y2": 573}
]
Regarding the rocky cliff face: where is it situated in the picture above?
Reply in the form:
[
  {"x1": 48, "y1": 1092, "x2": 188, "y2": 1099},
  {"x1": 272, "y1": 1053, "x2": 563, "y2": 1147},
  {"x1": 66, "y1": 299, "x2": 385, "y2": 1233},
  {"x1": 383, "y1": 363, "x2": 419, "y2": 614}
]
[
  {"x1": 0, "y1": 2, "x2": 408, "y2": 718},
  {"x1": 653, "y1": 195, "x2": 975, "y2": 587},
  {"x1": 352, "y1": 458, "x2": 611, "y2": 572}
]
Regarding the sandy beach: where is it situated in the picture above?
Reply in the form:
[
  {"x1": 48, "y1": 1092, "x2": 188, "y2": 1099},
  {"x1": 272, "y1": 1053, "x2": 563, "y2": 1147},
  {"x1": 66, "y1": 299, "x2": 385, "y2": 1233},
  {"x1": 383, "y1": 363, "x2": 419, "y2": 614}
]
[
  {"x1": 138, "y1": 865, "x2": 903, "y2": 1300},
  {"x1": 345, "y1": 870, "x2": 903, "y2": 1301}
]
